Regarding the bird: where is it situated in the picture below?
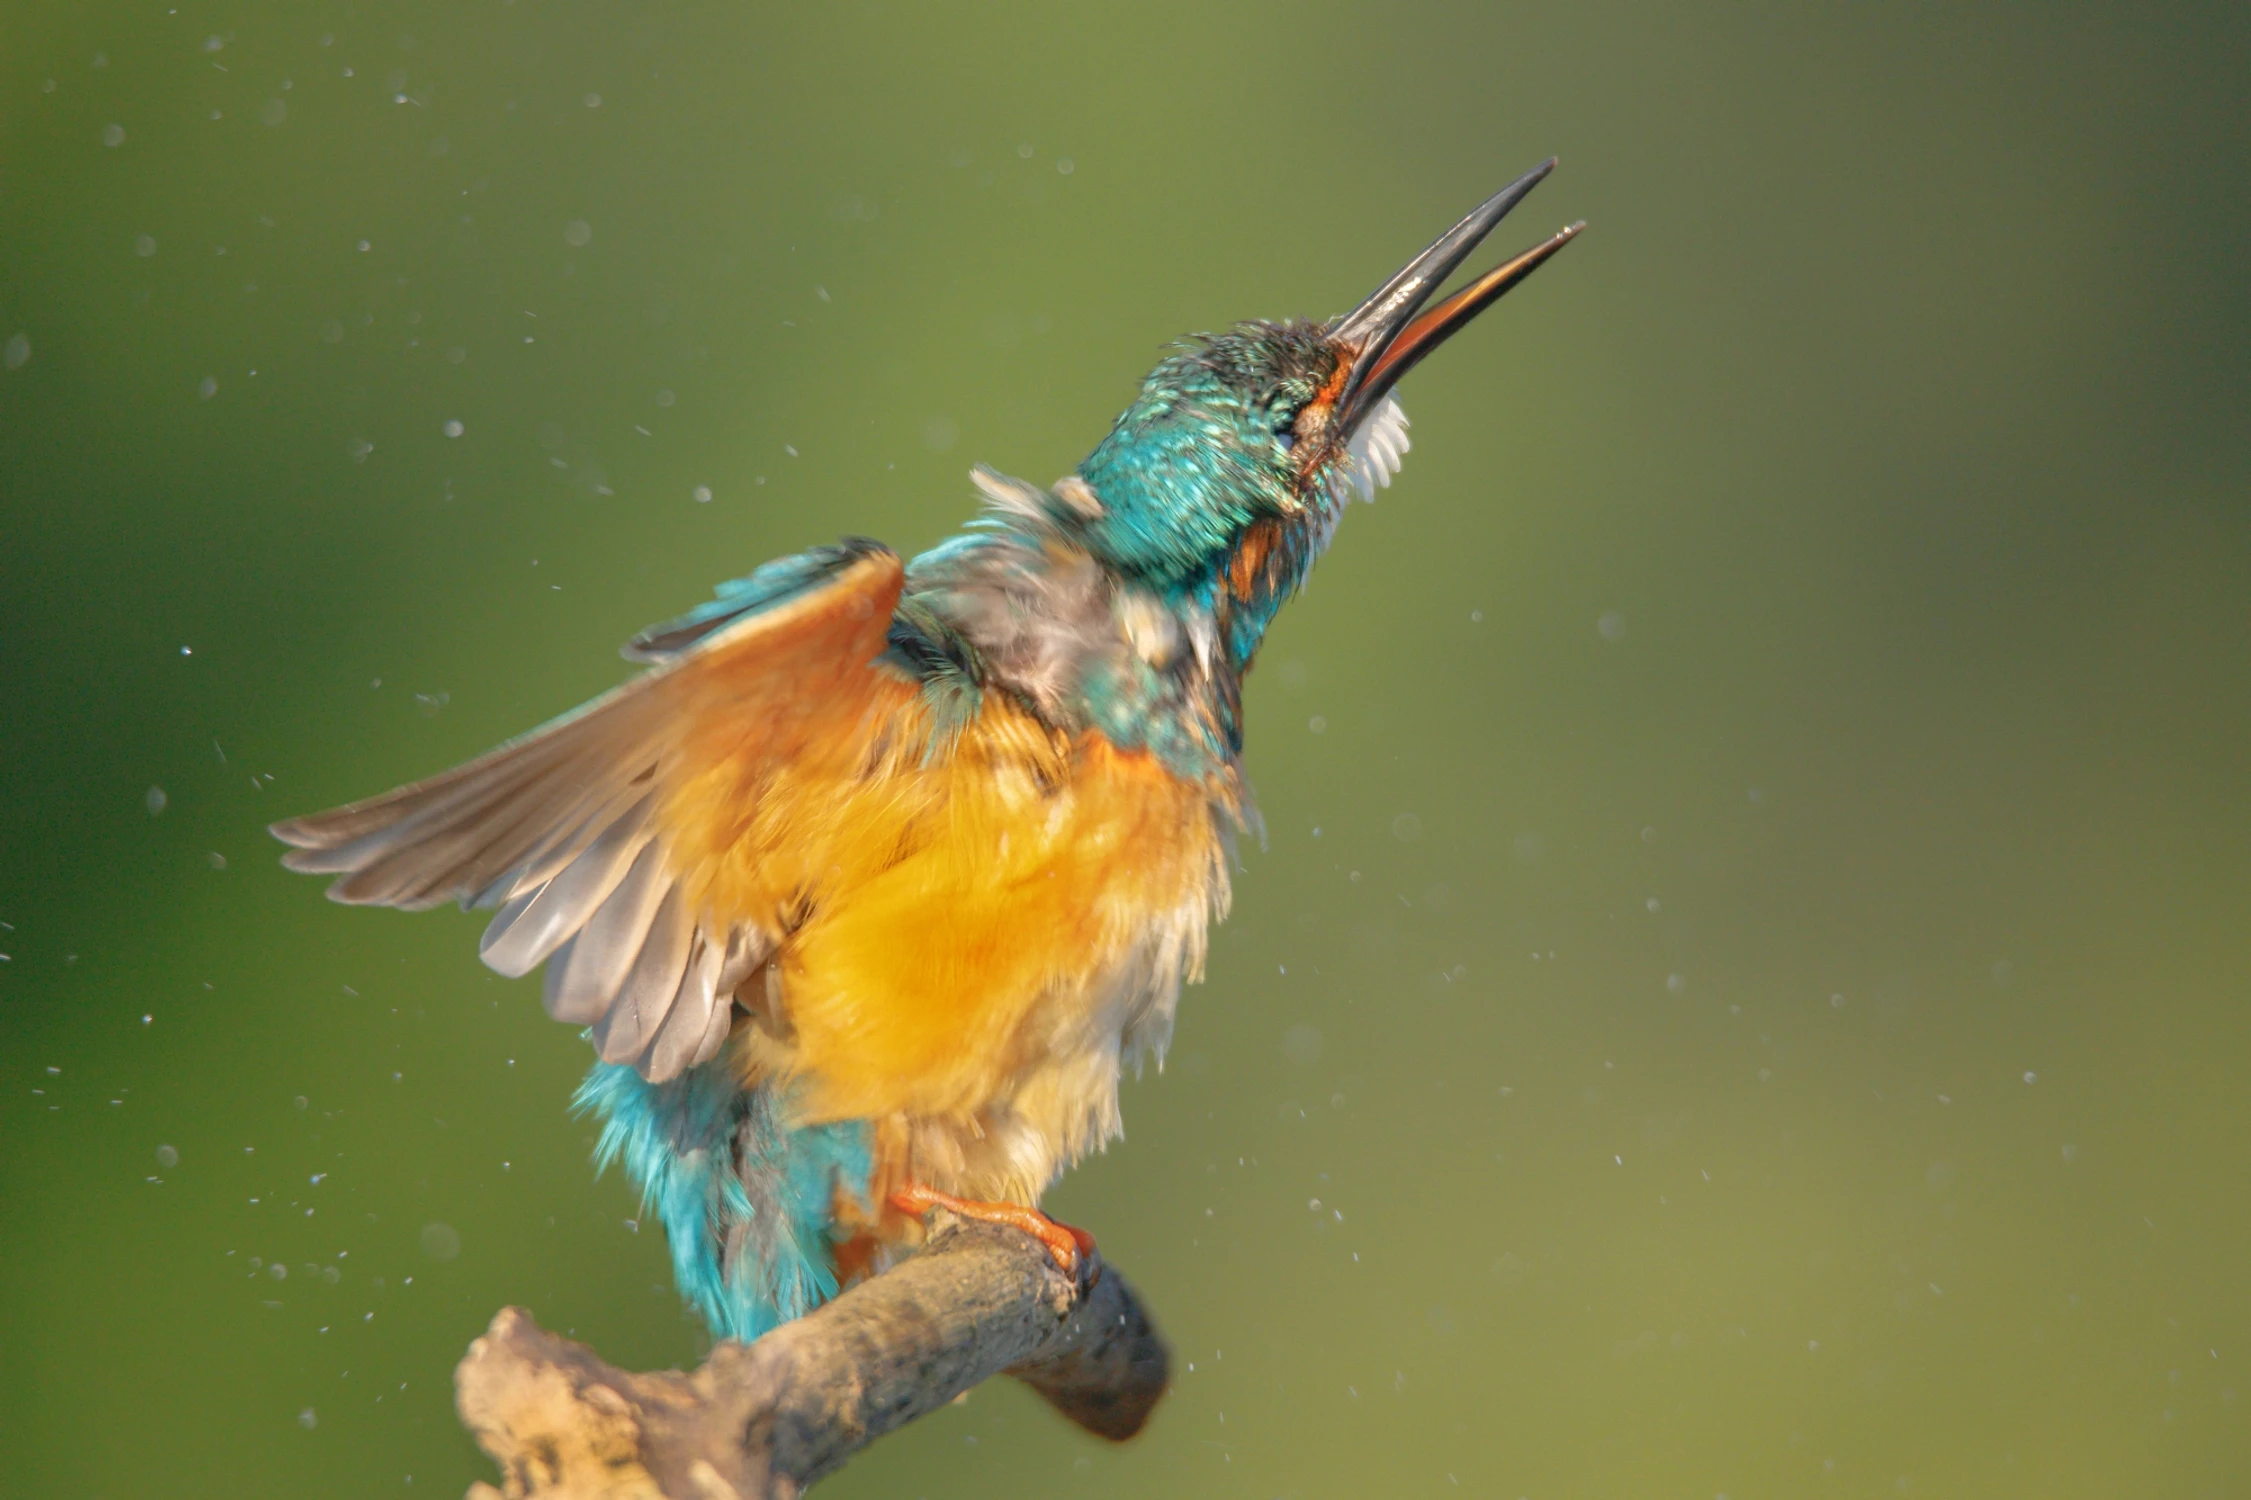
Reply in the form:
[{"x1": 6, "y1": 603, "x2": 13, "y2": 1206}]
[{"x1": 272, "y1": 159, "x2": 1580, "y2": 1342}]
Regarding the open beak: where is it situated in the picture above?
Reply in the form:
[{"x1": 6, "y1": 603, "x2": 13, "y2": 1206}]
[{"x1": 1329, "y1": 159, "x2": 1583, "y2": 434}]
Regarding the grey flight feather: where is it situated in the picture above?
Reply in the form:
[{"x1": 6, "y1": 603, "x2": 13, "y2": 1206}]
[
  {"x1": 545, "y1": 840, "x2": 673, "y2": 1028},
  {"x1": 478, "y1": 805, "x2": 658, "y2": 978}
]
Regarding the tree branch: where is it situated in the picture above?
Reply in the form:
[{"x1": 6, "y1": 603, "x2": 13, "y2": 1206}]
[{"x1": 455, "y1": 1216, "x2": 1170, "y2": 1499}]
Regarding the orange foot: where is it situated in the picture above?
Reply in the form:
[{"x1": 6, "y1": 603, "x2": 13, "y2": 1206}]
[{"x1": 888, "y1": 1183, "x2": 1097, "y2": 1277}]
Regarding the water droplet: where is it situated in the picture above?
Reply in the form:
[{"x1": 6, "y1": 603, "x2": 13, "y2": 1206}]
[
  {"x1": 1057, "y1": 157, "x2": 1074, "y2": 175},
  {"x1": 102, "y1": 124, "x2": 126, "y2": 147},
  {"x1": 156, "y1": 1144, "x2": 179, "y2": 1168},
  {"x1": 4, "y1": 333, "x2": 30, "y2": 370},
  {"x1": 134, "y1": 234, "x2": 157, "y2": 257},
  {"x1": 1017, "y1": 143, "x2": 1034, "y2": 159},
  {"x1": 442, "y1": 419, "x2": 464, "y2": 438},
  {"x1": 1390, "y1": 813, "x2": 1421, "y2": 842},
  {"x1": 298, "y1": 1408, "x2": 317, "y2": 1430},
  {"x1": 582, "y1": 92, "x2": 601, "y2": 108},
  {"x1": 260, "y1": 97, "x2": 287, "y2": 126},
  {"x1": 198, "y1": 375, "x2": 218, "y2": 400},
  {"x1": 419, "y1": 1222, "x2": 461, "y2": 1260},
  {"x1": 145, "y1": 786, "x2": 168, "y2": 816},
  {"x1": 1307, "y1": 715, "x2": 1327, "y2": 734},
  {"x1": 1597, "y1": 610, "x2": 1626, "y2": 640},
  {"x1": 691, "y1": 485, "x2": 712, "y2": 504},
  {"x1": 562, "y1": 219, "x2": 592, "y2": 248},
  {"x1": 1666, "y1": 973, "x2": 1686, "y2": 993}
]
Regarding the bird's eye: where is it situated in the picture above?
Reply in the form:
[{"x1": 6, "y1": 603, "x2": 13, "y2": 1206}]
[{"x1": 1273, "y1": 420, "x2": 1297, "y2": 453}]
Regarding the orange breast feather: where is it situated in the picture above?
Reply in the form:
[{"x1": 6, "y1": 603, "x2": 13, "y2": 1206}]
[{"x1": 657, "y1": 694, "x2": 1227, "y2": 1126}]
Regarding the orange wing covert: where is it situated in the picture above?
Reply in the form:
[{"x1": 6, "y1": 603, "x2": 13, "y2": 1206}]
[{"x1": 270, "y1": 544, "x2": 908, "y2": 1083}]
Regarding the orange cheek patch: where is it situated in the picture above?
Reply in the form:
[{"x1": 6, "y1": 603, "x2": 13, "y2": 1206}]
[{"x1": 1227, "y1": 518, "x2": 1284, "y2": 602}]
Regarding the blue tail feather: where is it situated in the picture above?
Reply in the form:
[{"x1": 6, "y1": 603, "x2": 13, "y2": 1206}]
[{"x1": 574, "y1": 1051, "x2": 872, "y2": 1342}]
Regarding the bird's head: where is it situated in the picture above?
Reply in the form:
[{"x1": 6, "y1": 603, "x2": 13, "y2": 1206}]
[{"x1": 1072, "y1": 160, "x2": 1580, "y2": 642}]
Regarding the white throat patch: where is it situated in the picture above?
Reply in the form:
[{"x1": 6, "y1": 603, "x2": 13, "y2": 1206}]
[{"x1": 1343, "y1": 397, "x2": 1411, "y2": 502}]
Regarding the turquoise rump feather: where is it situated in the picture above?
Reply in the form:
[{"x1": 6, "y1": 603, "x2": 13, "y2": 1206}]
[{"x1": 576, "y1": 1052, "x2": 872, "y2": 1340}]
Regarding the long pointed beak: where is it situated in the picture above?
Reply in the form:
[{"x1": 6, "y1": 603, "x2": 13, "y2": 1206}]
[{"x1": 1329, "y1": 160, "x2": 1582, "y2": 433}]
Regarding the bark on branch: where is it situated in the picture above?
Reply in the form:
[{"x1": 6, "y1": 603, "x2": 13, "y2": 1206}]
[{"x1": 455, "y1": 1216, "x2": 1170, "y2": 1499}]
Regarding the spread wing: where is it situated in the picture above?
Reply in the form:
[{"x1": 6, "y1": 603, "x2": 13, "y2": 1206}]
[{"x1": 271, "y1": 539, "x2": 906, "y2": 1083}]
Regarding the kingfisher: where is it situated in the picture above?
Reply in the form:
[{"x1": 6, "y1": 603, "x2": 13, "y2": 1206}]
[{"x1": 273, "y1": 161, "x2": 1579, "y2": 1341}]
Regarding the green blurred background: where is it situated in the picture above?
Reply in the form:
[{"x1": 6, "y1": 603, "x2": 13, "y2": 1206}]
[{"x1": 3, "y1": 2, "x2": 2247, "y2": 1495}]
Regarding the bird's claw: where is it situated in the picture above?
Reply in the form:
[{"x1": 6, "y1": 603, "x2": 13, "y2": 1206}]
[{"x1": 889, "y1": 1183, "x2": 1096, "y2": 1279}]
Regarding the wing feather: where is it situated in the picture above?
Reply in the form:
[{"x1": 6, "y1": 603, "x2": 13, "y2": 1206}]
[
  {"x1": 544, "y1": 839, "x2": 673, "y2": 1026},
  {"x1": 592, "y1": 882, "x2": 694, "y2": 1064},
  {"x1": 638, "y1": 925, "x2": 726, "y2": 1082},
  {"x1": 467, "y1": 779, "x2": 653, "y2": 911},
  {"x1": 477, "y1": 803, "x2": 657, "y2": 978},
  {"x1": 271, "y1": 540, "x2": 905, "y2": 1081}
]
